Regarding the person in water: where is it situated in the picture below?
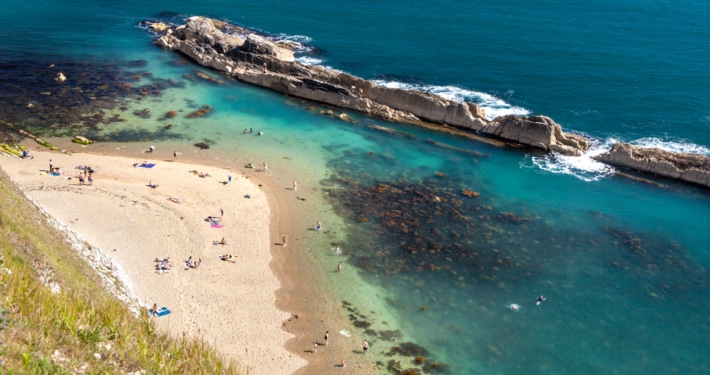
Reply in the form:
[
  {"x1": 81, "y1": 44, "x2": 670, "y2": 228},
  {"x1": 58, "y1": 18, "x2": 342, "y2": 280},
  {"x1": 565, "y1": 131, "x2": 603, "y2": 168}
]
[{"x1": 537, "y1": 295, "x2": 546, "y2": 305}]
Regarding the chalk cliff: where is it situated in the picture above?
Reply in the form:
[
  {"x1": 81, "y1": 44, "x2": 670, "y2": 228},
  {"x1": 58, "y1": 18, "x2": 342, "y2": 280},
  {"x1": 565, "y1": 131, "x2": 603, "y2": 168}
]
[{"x1": 146, "y1": 16, "x2": 589, "y2": 155}]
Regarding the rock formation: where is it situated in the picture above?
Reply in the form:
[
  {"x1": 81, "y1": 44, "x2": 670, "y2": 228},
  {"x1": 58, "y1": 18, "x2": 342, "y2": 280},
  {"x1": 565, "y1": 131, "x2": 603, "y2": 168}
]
[
  {"x1": 143, "y1": 16, "x2": 710, "y2": 189},
  {"x1": 594, "y1": 143, "x2": 710, "y2": 188},
  {"x1": 146, "y1": 16, "x2": 589, "y2": 155}
]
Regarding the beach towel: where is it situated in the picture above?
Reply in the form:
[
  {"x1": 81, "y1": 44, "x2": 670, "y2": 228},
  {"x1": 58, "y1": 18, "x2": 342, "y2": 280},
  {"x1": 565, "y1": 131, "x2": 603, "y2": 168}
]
[
  {"x1": 139, "y1": 163, "x2": 156, "y2": 168},
  {"x1": 149, "y1": 307, "x2": 171, "y2": 317},
  {"x1": 211, "y1": 224, "x2": 223, "y2": 228}
]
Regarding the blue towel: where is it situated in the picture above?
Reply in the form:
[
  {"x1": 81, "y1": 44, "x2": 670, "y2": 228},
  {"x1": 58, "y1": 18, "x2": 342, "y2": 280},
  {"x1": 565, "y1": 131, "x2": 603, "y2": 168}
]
[
  {"x1": 139, "y1": 163, "x2": 156, "y2": 168},
  {"x1": 149, "y1": 307, "x2": 171, "y2": 316}
]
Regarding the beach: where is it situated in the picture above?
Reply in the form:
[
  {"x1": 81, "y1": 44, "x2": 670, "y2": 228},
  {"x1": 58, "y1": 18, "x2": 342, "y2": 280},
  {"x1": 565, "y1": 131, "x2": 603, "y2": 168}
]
[{"x1": 0, "y1": 143, "x2": 379, "y2": 374}]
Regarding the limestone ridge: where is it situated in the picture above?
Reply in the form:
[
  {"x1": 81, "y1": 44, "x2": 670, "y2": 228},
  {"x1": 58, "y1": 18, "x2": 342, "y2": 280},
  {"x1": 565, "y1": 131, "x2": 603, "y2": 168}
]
[
  {"x1": 145, "y1": 17, "x2": 710, "y2": 189},
  {"x1": 145, "y1": 16, "x2": 589, "y2": 156},
  {"x1": 594, "y1": 143, "x2": 710, "y2": 188}
]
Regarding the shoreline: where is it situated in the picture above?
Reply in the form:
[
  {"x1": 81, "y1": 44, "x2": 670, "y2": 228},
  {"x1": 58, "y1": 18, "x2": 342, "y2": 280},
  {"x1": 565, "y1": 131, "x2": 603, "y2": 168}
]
[{"x1": 1, "y1": 141, "x2": 379, "y2": 374}]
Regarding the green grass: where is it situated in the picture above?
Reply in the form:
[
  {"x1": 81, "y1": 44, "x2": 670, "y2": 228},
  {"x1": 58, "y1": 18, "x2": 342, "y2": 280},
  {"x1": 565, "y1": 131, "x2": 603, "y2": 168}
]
[{"x1": 0, "y1": 170, "x2": 246, "y2": 374}]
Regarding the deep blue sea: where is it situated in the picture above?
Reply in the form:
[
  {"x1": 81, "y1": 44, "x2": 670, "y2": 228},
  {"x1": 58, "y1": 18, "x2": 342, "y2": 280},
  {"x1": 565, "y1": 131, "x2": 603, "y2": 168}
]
[{"x1": 2, "y1": 0, "x2": 710, "y2": 374}]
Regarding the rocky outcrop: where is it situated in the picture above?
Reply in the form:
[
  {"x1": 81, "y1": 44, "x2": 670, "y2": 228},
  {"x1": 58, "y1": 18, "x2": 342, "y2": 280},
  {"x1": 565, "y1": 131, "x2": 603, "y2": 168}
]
[
  {"x1": 146, "y1": 16, "x2": 591, "y2": 155},
  {"x1": 594, "y1": 143, "x2": 710, "y2": 188},
  {"x1": 484, "y1": 115, "x2": 589, "y2": 155}
]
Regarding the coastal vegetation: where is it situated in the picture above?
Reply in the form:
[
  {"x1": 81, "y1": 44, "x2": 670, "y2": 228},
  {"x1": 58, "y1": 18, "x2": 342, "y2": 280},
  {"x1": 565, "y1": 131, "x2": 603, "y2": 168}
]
[{"x1": 0, "y1": 170, "x2": 244, "y2": 374}]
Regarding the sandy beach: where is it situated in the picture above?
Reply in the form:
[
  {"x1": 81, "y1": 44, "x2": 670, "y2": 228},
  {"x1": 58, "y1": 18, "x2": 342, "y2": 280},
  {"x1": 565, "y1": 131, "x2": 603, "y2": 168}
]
[
  {"x1": 0, "y1": 143, "x2": 380, "y2": 374},
  {"x1": 1, "y1": 147, "x2": 305, "y2": 373}
]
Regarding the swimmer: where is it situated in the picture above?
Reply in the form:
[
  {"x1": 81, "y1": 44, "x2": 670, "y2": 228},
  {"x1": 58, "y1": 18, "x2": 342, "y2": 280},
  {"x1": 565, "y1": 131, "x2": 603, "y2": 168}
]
[
  {"x1": 508, "y1": 303, "x2": 520, "y2": 311},
  {"x1": 537, "y1": 295, "x2": 546, "y2": 305}
]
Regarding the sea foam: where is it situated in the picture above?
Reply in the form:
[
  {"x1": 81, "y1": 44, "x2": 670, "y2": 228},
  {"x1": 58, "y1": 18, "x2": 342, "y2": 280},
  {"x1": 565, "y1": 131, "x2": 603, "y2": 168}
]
[
  {"x1": 631, "y1": 137, "x2": 710, "y2": 156},
  {"x1": 526, "y1": 135, "x2": 616, "y2": 182},
  {"x1": 372, "y1": 80, "x2": 530, "y2": 120}
]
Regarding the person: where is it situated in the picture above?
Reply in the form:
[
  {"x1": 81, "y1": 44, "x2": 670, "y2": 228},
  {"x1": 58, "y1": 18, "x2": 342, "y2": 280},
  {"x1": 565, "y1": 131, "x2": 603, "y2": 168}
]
[
  {"x1": 292, "y1": 181, "x2": 297, "y2": 191},
  {"x1": 220, "y1": 237, "x2": 227, "y2": 245},
  {"x1": 282, "y1": 235, "x2": 288, "y2": 247},
  {"x1": 337, "y1": 262, "x2": 342, "y2": 272},
  {"x1": 243, "y1": 128, "x2": 247, "y2": 134},
  {"x1": 220, "y1": 208, "x2": 224, "y2": 218},
  {"x1": 49, "y1": 159, "x2": 53, "y2": 172},
  {"x1": 88, "y1": 173, "x2": 93, "y2": 186},
  {"x1": 151, "y1": 303, "x2": 158, "y2": 317},
  {"x1": 537, "y1": 295, "x2": 546, "y2": 305},
  {"x1": 263, "y1": 62, "x2": 267, "y2": 73},
  {"x1": 148, "y1": 145, "x2": 155, "y2": 153},
  {"x1": 79, "y1": 175, "x2": 85, "y2": 185},
  {"x1": 340, "y1": 358, "x2": 346, "y2": 368},
  {"x1": 173, "y1": 150, "x2": 177, "y2": 161},
  {"x1": 509, "y1": 304, "x2": 520, "y2": 311},
  {"x1": 228, "y1": 171, "x2": 233, "y2": 183},
  {"x1": 250, "y1": 128, "x2": 253, "y2": 133},
  {"x1": 262, "y1": 162, "x2": 268, "y2": 171},
  {"x1": 149, "y1": 180, "x2": 158, "y2": 188},
  {"x1": 257, "y1": 131, "x2": 263, "y2": 136},
  {"x1": 362, "y1": 340, "x2": 369, "y2": 352},
  {"x1": 324, "y1": 331, "x2": 329, "y2": 346},
  {"x1": 313, "y1": 342, "x2": 317, "y2": 353},
  {"x1": 316, "y1": 221, "x2": 322, "y2": 231}
]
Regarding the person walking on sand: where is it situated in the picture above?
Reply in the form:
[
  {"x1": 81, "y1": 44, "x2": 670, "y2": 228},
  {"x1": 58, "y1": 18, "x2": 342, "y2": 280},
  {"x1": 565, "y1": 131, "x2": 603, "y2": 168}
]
[
  {"x1": 49, "y1": 159, "x2": 53, "y2": 172},
  {"x1": 151, "y1": 303, "x2": 158, "y2": 317},
  {"x1": 316, "y1": 221, "x2": 322, "y2": 231},
  {"x1": 88, "y1": 173, "x2": 94, "y2": 186},
  {"x1": 220, "y1": 208, "x2": 224, "y2": 218},
  {"x1": 293, "y1": 181, "x2": 297, "y2": 191},
  {"x1": 340, "y1": 358, "x2": 346, "y2": 368},
  {"x1": 228, "y1": 171, "x2": 233, "y2": 183},
  {"x1": 324, "y1": 331, "x2": 329, "y2": 346},
  {"x1": 337, "y1": 262, "x2": 342, "y2": 272},
  {"x1": 173, "y1": 150, "x2": 177, "y2": 161},
  {"x1": 313, "y1": 342, "x2": 318, "y2": 353},
  {"x1": 362, "y1": 340, "x2": 369, "y2": 352},
  {"x1": 282, "y1": 235, "x2": 288, "y2": 247}
]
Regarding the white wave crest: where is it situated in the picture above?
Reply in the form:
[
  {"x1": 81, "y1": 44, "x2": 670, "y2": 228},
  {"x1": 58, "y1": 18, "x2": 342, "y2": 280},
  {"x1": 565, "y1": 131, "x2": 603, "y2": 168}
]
[
  {"x1": 526, "y1": 136, "x2": 616, "y2": 182},
  {"x1": 296, "y1": 56, "x2": 324, "y2": 66},
  {"x1": 372, "y1": 80, "x2": 529, "y2": 120},
  {"x1": 631, "y1": 137, "x2": 710, "y2": 156}
]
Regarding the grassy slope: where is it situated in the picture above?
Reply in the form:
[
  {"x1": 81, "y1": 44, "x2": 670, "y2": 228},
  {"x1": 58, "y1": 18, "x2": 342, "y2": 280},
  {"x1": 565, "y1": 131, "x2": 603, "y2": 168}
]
[{"x1": 0, "y1": 168, "x2": 246, "y2": 375}]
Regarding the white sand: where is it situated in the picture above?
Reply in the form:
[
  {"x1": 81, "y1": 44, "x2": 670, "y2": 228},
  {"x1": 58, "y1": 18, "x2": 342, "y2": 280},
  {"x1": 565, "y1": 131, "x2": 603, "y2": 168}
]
[{"x1": 0, "y1": 149, "x2": 306, "y2": 374}]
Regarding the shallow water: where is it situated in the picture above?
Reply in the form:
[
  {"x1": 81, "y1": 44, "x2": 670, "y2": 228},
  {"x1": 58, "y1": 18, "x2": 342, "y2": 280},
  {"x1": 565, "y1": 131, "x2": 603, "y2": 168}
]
[{"x1": 2, "y1": 1, "x2": 710, "y2": 374}]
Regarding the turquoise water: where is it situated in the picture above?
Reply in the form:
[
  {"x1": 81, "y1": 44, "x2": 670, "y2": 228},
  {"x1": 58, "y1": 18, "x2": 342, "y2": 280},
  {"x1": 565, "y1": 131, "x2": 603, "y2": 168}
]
[{"x1": 2, "y1": 1, "x2": 710, "y2": 373}]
